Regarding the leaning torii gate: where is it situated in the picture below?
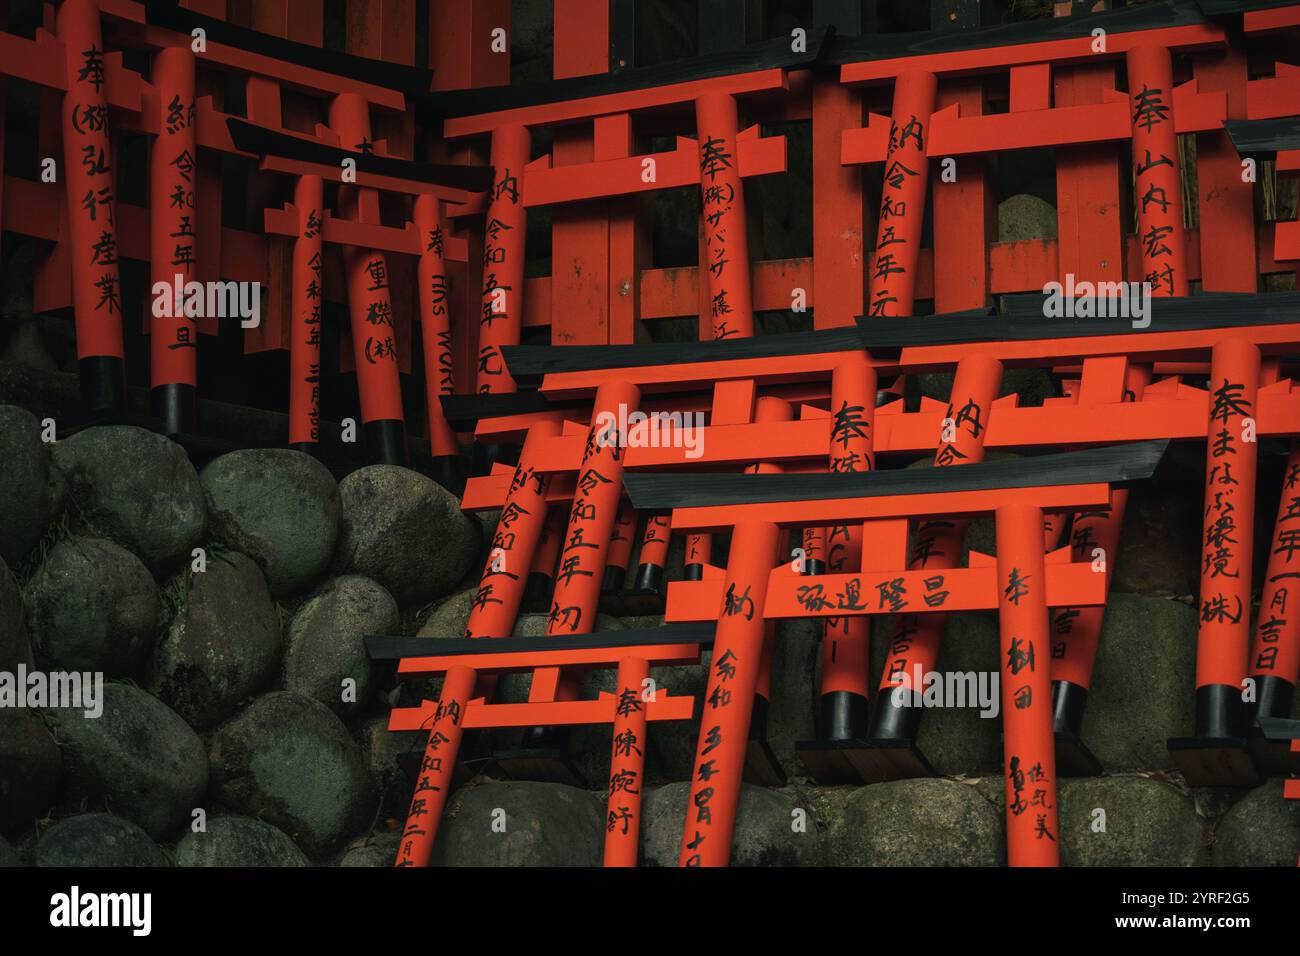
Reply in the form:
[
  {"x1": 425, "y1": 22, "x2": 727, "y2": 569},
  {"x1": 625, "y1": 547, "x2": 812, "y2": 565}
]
[
  {"x1": 626, "y1": 440, "x2": 1170, "y2": 866},
  {"x1": 468, "y1": 292, "x2": 1300, "y2": 784},
  {"x1": 382, "y1": 293, "x2": 1300, "y2": 865}
]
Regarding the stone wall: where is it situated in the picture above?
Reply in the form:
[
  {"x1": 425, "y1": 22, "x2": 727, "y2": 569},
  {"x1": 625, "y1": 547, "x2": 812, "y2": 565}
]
[{"x1": 1, "y1": 404, "x2": 1297, "y2": 867}]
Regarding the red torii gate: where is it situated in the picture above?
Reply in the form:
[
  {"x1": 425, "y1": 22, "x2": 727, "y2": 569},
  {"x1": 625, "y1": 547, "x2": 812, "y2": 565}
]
[
  {"x1": 626, "y1": 439, "x2": 1169, "y2": 866},
  {"x1": 369, "y1": 623, "x2": 708, "y2": 868},
  {"x1": 454, "y1": 295, "x2": 1300, "y2": 783}
]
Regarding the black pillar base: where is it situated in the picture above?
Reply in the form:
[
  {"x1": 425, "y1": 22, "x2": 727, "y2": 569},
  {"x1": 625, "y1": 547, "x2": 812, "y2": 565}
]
[
  {"x1": 742, "y1": 696, "x2": 786, "y2": 786},
  {"x1": 1250, "y1": 674, "x2": 1295, "y2": 723},
  {"x1": 821, "y1": 690, "x2": 869, "y2": 741},
  {"x1": 1167, "y1": 735, "x2": 1260, "y2": 786},
  {"x1": 1054, "y1": 729, "x2": 1103, "y2": 777},
  {"x1": 1247, "y1": 716, "x2": 1300, "y2": 775},
  {"x1": 631, "y1": 562, "x2": 664, "y2": 596},
  {"x1": 522, "y1": 572, "x2": 554, "y2": 612},
  {"x1": 795, "y1": 736, "x2": 936, "y2": 784},
  {"x1": 802, "y1": 558, "x2": 826, "y2": 576},
  {"x1": 1246, "y1": 676, "x2": 1300, "y2": 774},
  {"x1": 683, "y1": 563, "x2": 704, "y2": 582},
  {"x1": 289, "y1": 441, "x2": 318, "y2": 456},
  {"x1": 868, "y1": 686, "x2": 924, "y2": 741},
  {"x1": 1052, "y1": 680, "x2": 1102, "y2": 776},
  {"x1": 792, "y1": 692, "x2": 872, "y2": 783},
  {"x1": 150, "y1": 382, "x2": 196, "y2": 437},
  {"x1": 601, "y1": 565, "x2": 626, "y2": 595},
  {"x1": 78, "y1": 356, "x2": 127, "y2": 422},
  {"x1": 1168, "y1": 685, "x2": 1259, "y2": 785},
  {"x1": 489, "y1": 746, "x2": 587, "y2": 789},
  {"x1": 363, "y1": 419, "x2": 408, "y2": 466},
  {"x1": 492, "y1": 724, "x2": 586, "y2": 786}
]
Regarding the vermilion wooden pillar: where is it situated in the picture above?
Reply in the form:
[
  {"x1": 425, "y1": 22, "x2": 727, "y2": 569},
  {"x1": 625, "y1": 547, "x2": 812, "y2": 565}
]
[
  {"x1": 1050, "y1": 364, "x2": 1150, "y2": 773},
  {"x1": 415, "y1": 194, "x2": 459, "y2": 467},
  {"x1": 394, "y1": 419, "x2": 560, "y2": 866},
  {"x1": 1126, "y1": 45, "x2": 1189, "y2": 298},
  {"x1": 1250, "y1": 442, "x2": 1300, "y2": 721},
  {"x1": 148, "y1": 45, "x2": 199, "y2": 435},
  {"x1": 477, "y1": 124, "x2": 530, "y2": 394},
  {"x1": 1198, "y1": 339, "x2": 1261, "y2": 728},
  {"x1": 679, "y1": 517, "x2": 780, "y2": 866},
  {"x1": 58, "y1": 0, "x2": 126, "y2": 416},
  {"x1": 867, "y1": 70, "x2": 937, "y2": 318},
  {"x1": 395, "y1": 663, "x2": 474, "y2": 867},
  {"x1": 687, "y1": 93, "x2": 759, "y2": 580},
  {"x1": 465, "y1": 419, "x2": 561, "y2": 640},
  {"x1": 330, "y1": 93, "x2": 407, "y2": 463},
  {"x1": 288, "y1": 174, "x2": 324, "y2": 448},
  {"x1": 818, "y1": 355, "x2": 877, "y2": 740},
  {"x1": 604, "y1": 655, "x2": 649, "y2": 867},
  {"x1": 872, "y1": 354, "x2": 1002, "y2": 751},
  {"x1": 428, "y1": 0, "x2": 509, "y2": 407},
  {"x1": 634, "y1": 513, "x2": 672, "y2": 594},
  {"x1": 997, "y1": 504, "x2": 1060, "y2": 867},
  {"x1": 743, "y1": 397, "x2": 794, "y2": 782},
  {"x1": 546, "y1": 381, "x2": 640, "y2": 642},
  {"x1": 603, "y1": 500, "x2": 637, "y2": 594},
  {"x1": 695, "y1": 92, "x2": 755, "y2": 340},
  {"x1": 520, "y1": 380, "x2": 643, "y2": 746}
]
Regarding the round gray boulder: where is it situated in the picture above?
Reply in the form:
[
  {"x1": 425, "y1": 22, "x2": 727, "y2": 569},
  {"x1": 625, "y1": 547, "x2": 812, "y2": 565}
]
[
  {"x1": 439, "y1": 781, "x2": 603, "y2": 866},
  {"x1": 201, "y1": 449, "x2": 341, "y2": 597},
  {"x1": 1079, "y1": 593, "x2": 1197, "y2": 772},
  {"x1": 1058, "y1": 775, "x2": 1208, "y2": 866},
  {"x1": 24, "y1": 536, "x2": 158, "y2": 675},
  {"x1": 0, "y1": 709, "x2": 61, "y2": 834},
  {"x1": 909, "y1": 611, "x2": 1004, "y2": 777},
  {"x1": 998, "y1": 192, "x2": 1058, "y2": 242},
  {"x1": 150, "y1": 551, "x2": 281, "y2": 730},
  {"x1": 32, "y1": 813, "x2": 168, "y2": 867},
  {"x1": 1212, "y1": 778, "x2": 1300, "y2": 866},
  {"x1": 209, "y1": 692, "x2": 375, "y2": 855},
  {"x1": 174, "y1": 815, "x2": 310, "y2": 867},
  {"x1": 284, "y1": 575, "x2": 398, "y2": 717},
  {"x1": 0, "y1": 556, "x2": 33, "y2": 672},
  {"x1": 357, "y1": 716, "x2": 426, "y2": 819},
  {"x1": 52, "y1": 425, "x2": 206, "y2": 574},
  {"x1": 416, "y1": 586, "x2": 478, "y2": 638},
  {"x1": 826, "y1": 778, "x2": 1005, "y2": 866},
  {"x1": 334, "y1": 465, "x2": 479, "y2": 607},
  {"x1": 0, "y1": 405, "x2": 53, "y2": 566},
  {"x1": 48, "y1": 682, "x2": 208, "y2": 841},
  {"x1": 338, "y1": 830, "x2": 402, "y2": 867},
  {"x1": 641, "y1": 782, "x2": 819, "y2": 866}
]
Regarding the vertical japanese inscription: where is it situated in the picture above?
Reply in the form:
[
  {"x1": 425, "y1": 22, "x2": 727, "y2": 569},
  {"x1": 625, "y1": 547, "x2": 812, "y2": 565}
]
[
  {"x1": 289, "y1": 175, "x2": 324, "y2": 444},
  {"x1": 59, "y1": 0, "x2": 125, "y2": 359},
  {"x1": 1126, "y1": 45, "x2": 1188, "y2": 298},
  {"x1": 867, "y1": 71, "x2": 936, "y2": 319},
  {"x1": 695, "y1": 93, "x2": 755, "y2": 340},
  {"x1": 477, "y1": 124, "x2": 530, "y2": 394}
]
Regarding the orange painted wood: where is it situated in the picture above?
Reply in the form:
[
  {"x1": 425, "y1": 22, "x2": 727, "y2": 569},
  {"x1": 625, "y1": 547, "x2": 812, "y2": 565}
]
[
  {"x1": 1194, "y1": 47, "x2": 1258, "y2": 292},
  {"x1": 1053, "y1": 61, "x2": 1124, "y2": 286},
  {"x1": 388, "y1": 693, "x2": 695, "y2": 731},
  {"x1": 931, "y1": 79, "x2": 991, "y2": 312},
  {"x1": 811, "y1": 76, "x2": 865, "y2": 329}
]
